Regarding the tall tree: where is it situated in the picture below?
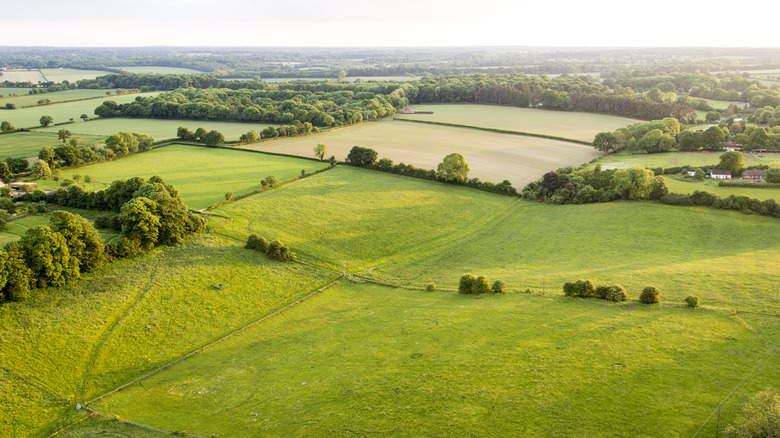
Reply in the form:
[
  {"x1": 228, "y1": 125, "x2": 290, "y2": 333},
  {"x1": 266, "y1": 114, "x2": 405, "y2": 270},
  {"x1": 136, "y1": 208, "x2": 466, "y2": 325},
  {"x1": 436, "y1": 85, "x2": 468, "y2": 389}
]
[
  {"x1": 313, "y1": 143, "x2": 328, "y2": 161},
  {"x1": 39, "y1": 115, "x2": 53, "y2": 127},
  {"x1": 437, "y1": 153, "x2": 470, "y2": 182}
]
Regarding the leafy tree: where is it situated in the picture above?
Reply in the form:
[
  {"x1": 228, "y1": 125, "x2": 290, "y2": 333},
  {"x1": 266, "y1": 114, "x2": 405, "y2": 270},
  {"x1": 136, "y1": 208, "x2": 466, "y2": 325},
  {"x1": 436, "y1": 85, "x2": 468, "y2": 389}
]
[
  {"x1": 6, "y1": 157, "x2": 29, "y2": 173},
  {"x1": 677, "y1": 130, "x2": 703, "y2": 151},
  {"x1": 716, "y1": 151, "x2": 745, "y2": 176},
  {"x1": 39, "y1": 115, "x2": 53, "y2": 127},
  {"x1": 133, "y1": 132, "x2": 155, "y2": 151},
  {"x1": 38, "y1": 146, "x2": 56, "y2": 166},
  {"x1": 684, "y1": 295, "x2": 700, "y2": 307},
  {"x1": 5, "y1": 103, "x2": 15, "y2": 109},
  {"x1": 94, "y1": 100, "x2": 119, "y2": 118},
  {"x1": 205, "y1": 130, "x2": 225, "y2": 146},
  {"x1": 702, "y1": 126, "x2": 726, "y2": 150},
  {"x1": 492, "y1": 280, "x2": 506, "y2": 293},
  {"x1": 57, "y1": 129, "x2": 72, "y2": 144},
  {"x1": 105, "y1": 131, "x2": 139, "y2": 155},
  {"x1": 119, "y1": 197, "x2": 160, "y2": 250},
  {"x1": 437, "y1": 152, "x2": 470, "y2": 182},
  {"x1": 266, "y1": 240, "x2": 295, "y2": 261},
  {"x1": 459, "y1": 274, "x2": 476, "y2": 294},
  {"x1": 314, "y1": 143, "x2": 328, "y2": 161},
  {"x1": 177, "y1": 126, "x2": 195, "y2": 141},
  {"x1": 640, "y1": 286, "x2": 660, "y2": 304},
  {"x1": 724, "y1": 389, "x2": 780, "y2": 438},
  {"x1": 194, "y1": 127, "x2": 208, "y2": 142},
  {"x1": 31, "y1": 159, "x2": 52, "y2": 180},
  {"x1": 80, "y1": 113, "x2": 89, "y2": 121},
  {"x1": 606, "y1": 285, "x2": 627, "y2": 302},
  {"x1": 0, "y1": 121, "x2": 14, "y2": 133},
  {"x1": 472, "y1": 276, "x2": 491, "y2": 295},
  {"x1": 593, "y1": 132, "x2": 617, "y2": 156},
  {"x1": 347, "y1": 146, "x2": 378, "y2": 166},
  {"x1": 0, "y1": 162, "x2": 12, "y2": 182},
  {"x1": 49, "y1": 211, "x2": 106, "y2": 274},
  {"x1": 0, "y1": 243, "x2": 35, "y2": 301},
  {"x1": 613, "y1": 167, "x2": 656, "y2": 200},
  {"x1": 766, "y1": 168, "x2": 780, "y2": 183},
  {"x1": 705, "y1": 111, "x2": 721, "y2": 123},
  {"x1": 20, "y1": 225, "x2": 79, "y2": 287},
  {"x1": 262, "y1": 175, "x2": 279, "y2": 188}
]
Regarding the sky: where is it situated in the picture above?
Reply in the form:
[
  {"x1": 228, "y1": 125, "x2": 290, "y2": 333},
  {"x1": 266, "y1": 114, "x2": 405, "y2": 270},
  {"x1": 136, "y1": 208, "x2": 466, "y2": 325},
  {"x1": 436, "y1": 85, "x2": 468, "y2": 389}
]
[{"x1": 2, "y1": 0, "x2": 779, "y2": 47}]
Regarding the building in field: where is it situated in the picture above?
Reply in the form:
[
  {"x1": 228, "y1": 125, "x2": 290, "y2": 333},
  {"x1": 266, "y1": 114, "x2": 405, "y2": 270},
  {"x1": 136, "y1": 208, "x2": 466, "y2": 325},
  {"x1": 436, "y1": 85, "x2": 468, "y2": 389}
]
[
  {"x1": 741, "y1": 170, "x2": 767, "y2": 180},
  {"x1": 9, "y1": 182, "x2": 37, "y2": 194},
  {"x1": 723, "y1": 142, "x2": 743, "y2": 152},
  {"x1": 399, "y1": 106, "x2": 434, "y2": 115},
  {"x1": 710, "y1": 170, "x2": 732, "y2": 180}
]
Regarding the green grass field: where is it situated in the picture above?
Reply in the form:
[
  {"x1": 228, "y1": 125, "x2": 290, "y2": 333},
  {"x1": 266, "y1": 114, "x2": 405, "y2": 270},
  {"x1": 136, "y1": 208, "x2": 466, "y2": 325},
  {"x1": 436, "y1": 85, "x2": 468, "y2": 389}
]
[
  {"x1": 0, "y1": 70, "x2": 46, "y2": 83},
  {"x1": 665, "y1": 176, "x2": 780, "y2": 201},
  {"x1": 39, "y1": 69, "x2": 112, "y2": 83},
  {"x1": 591, "y1": 151, "x2": 774, "y2": 169},
  {"x1": 88, "y1": 281, "x2": 780, "y2": 437},
  {"x1": 394, "y1": 104, "x2": 641, "y2": 142},
  {"x1": 40, "y1": 118, "x2": 274, "y2": 141},
  {"x1": 248, "y1": 119, "x2": 600, "y2": 187},
  {"x1": 0, "y1": 89, "x2": 127, "y2": 109},
  {"x1": 0, "y1": 92, "x2": 159, "y2": 129},
  {"x1": 0, "y1": 87, "x2": 33, "y2": 97},
  {"x1": 114, "y1": 66, "x2": 203, "y2": 74},
  {"x1": 0, "y1": 131, "x2": 104, "y2": 158},
  {"x1": 33, "y1": 144, "x2": 326, "y2": 210}
]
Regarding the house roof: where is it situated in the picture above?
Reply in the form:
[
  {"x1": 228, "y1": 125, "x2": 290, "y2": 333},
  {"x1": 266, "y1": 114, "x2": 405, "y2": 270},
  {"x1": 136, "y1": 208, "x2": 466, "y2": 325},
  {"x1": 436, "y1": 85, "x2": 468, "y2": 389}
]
[
  {"x1": 742, "y1": 170, "x2": 767, "y2": 177},
  {"x1": 711, "y1": 170, "x2": 732, "y2": 176}
]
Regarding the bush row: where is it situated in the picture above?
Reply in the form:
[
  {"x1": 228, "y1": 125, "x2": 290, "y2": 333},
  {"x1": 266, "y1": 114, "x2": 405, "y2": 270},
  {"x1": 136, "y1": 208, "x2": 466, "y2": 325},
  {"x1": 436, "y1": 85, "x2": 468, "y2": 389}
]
[
  {"x1": 245, "y1": 234, "x2": 295, "y2": 262},
  {"x1": 458, "y1": 274, "x2": 506, "y2": 295},
  {"x1": 563, "y1": 280, "x2": 627, "y2": 302},
  {"x1": 659, "y1": 190, "x2": 780, "y2": 217}
]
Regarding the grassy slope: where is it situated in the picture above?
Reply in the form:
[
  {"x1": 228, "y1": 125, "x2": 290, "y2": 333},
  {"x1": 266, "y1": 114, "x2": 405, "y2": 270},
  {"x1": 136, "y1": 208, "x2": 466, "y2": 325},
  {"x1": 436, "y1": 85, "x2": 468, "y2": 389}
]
[
  {"x1": 40, "y1": 118, "x2": 274, "y2": 141},
  {"x1": 213, "y1": 165, "x2": 515, "y2": 269},
  {"x1": 0, "y1": 131, "x2": 104, "y2": 159},
  {"x1": 91, "y1": 281, "x2": 780, "y2": 438},
  {"x1": 665, "y1": 176, "x2": 780, "y2": 201},
  {"x1": 248, "y1": 119, "x2": 599, "y2": 187},
  {"x1": 395, "y1": 104, "x2": 641, "y2": 142},
  {"x1": 0, "y1": 89, "x2": 124, "y2": 109},
  {"x1": 0, "y1": 233, "x2": 337, "y2": 437},
  {"x1": 34, "y1": 144, "x2": 326, "y2": 210},
  {"x1": 0, "y1": 92, "x2": 159, "y2": 128}
]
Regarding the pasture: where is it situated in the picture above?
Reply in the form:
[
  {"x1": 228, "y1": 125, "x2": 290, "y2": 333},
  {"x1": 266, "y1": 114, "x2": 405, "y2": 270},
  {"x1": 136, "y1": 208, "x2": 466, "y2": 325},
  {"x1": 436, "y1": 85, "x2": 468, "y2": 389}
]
[
  {"x1": 33, "y1": 144, "x2": 327, "y2": 210},
  {"x1": 89, "y1": 281, "x2": 780, "y2": 437},
  {"x1": 0, "y1": 70, "x2": 46, "y2": 83},
  {"x1": 0, "y1": 131, "x2": 104, "y2": 158},
  {"x1": 0, "y1": 92, "x2": 159, "y2": 129},
  {"x1": 591, "y1": 151, "x2": 771, "y2": 169},
  {"x1": 0, "y1": 89, "x2": 125, "y2": 109},
  {"x1": 213, "y1": 167, "x2": 780, "y2": 311},
  {"x1": 38, "y1": 69, "x2": 111, "y2": 83},
  {"x1": 664, "y1": 177, "x2": 780, "y2": 201},
  {"x1": 248, "y1": 119, "x2": 600, "y2": 187},
  {"x1": 393, "y1": 104, "x2": 641, "y2": 142},
  {"x1": 0, "y1": 233, "x2": 337, "y2": 437},
  {"x1": 115, "y1": 66, "x2": 203, "y2": 74},
  {"x1": 0, "y1": 87, "x2": 33, "y2": 97},
  {"x1": 41, "y1": 118, "x2": 274, "y2": 141}
]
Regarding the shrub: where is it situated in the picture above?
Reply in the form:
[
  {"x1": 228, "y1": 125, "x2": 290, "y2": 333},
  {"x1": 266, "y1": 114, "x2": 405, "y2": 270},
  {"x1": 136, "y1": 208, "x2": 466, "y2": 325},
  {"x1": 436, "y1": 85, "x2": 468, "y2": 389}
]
[
  {"x1": 724, "y1": 389, "x2": 780, "y2": 438},
  {"x1": 684, "y1": 295, "x2": 700, "y2": 307},
  {"x1": 426, "y1": 283, "x2": 436, "y2": 291},
  {"x1": 492, "y1": 280, "x2": 506, "y2": 293},
  {"x1": 266, "y1": 239, "x2": 294, "y2": 261},
  {"x1": 459, "y1": 274, "x2": 476, "y2": 294},
  {"x1": 640, "y1": 286, "x2": 660, "y2": 304},
  {"x1": 563, "y1": 280, "x2": 595, "y2": 297},
  {"x1": 225, "y1": 192, "x2": 233, "y2": 200},
  {"x1": 246, "y1": 233, "x2": 260, "y2": 249},
  {"x1": 595, "y1": 284, "x2": 611, "y2": 299},
  {"x1": 606, "y1": 285, "x2": 627, "y2": 302},
  {"x1": 472, "y1": 276, "x2": 491, "y2": 295},
  {"x1": 563, "y1": 281, "x2": 576, "y2": 296}
]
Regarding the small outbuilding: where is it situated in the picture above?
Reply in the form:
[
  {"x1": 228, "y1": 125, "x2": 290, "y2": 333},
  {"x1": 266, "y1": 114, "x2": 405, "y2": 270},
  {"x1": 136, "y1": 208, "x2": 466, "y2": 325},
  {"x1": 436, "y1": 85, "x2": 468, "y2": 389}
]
[
  {"x1": 741, "y1": 170, "x2": 767, "y2": 180},
  {"x1": 710, "y1": 170, "x2": 732, "y2": 180}
]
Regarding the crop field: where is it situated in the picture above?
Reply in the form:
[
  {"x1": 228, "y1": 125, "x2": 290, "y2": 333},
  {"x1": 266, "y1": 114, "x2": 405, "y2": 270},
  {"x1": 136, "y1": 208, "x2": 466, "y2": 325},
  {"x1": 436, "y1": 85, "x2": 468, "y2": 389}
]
[
  {"x1": 40, "y1": 118, "x2": 274, "y2": 140},
  {"x1": 33, "y1": 144, "x2": 327, "y2": 210},
  {"x1": 0, "y1": 70, "x2": 46, "y2": 83},
  {"x1": 213, "y1": 167, "x2": 780, "y2": 311},
  {"x1": 0, "y1": 131, "x2": 105, "y2": 158},
  {"x1": 0, "y1": 233, "x2": 337, "y2": 437},
  {"x1": 590, "y1": 151, "x2": 772, "y2": 169},
  {"x1": 665, "y1": 177, "x2": 780, "y2": 201},
  {"x1": 394, "y1": 104, "x2": 640, "y2": 142},
  {"x1": 0, "y1": 92, "x2": 159, "y2": 129},
  {"x1": 87, "y1": 282, "x2": 779, "y2": 437},
  {"x1": 0, "y1": 89, "x2": 125, "y2": 109},
  {"x1": 115, "y1": 66, "x2": 203, "y2": 74},
  {"x1": 248, "y1": 119, "x2": 600, "y2": 187},
  {"x1": 38, "y1": 69, "x2": 111, "y2": 83}
]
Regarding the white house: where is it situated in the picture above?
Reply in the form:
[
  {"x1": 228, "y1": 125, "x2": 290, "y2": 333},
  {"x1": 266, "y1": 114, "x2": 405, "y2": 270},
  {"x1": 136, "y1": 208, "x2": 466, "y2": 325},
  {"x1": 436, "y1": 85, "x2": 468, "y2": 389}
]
[{"x1": 710, "y1": 170, "x2": 732, "y2": 180}]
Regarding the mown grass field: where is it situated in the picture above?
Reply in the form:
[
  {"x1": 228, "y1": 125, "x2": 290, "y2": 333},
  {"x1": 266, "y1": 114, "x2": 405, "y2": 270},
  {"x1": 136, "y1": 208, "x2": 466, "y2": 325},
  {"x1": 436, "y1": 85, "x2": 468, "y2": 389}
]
[
  {"x1": 214, "y1": 167, "x2": 780, "y2": 311},
  {"x1": 89, "y1": 281, "x2": 780, "y2": 437},
  {"x1": 0, "y1": 233, "x2": 338, "y2": 437},
  {"x1": 34, "y1": 144, "x2": 326, "y2": 210},
  {"x1": 38, "y1": 69, "x2": 111, "y2": 83},
  {"x1": 0, "y1": 131, "x2": 104, "y2": 158},
  {"x1": 0, "y1": 92, "x2": 159, "y2": 129},
  {"x1": 0, "y1": 70, "x2": 46, "y2": 83},
  {"x1": 249, "y1": 119, "x2": 599, "y2": 187},
  {"x1": 0, "y1": 89, "x2": 126, "y2": 109},
  {"x1": 665, "y1": 176, "x2": 780, "y2": 201},
  {"x1": 41, "y1": 118, "x2": 274, "y2": 141},
  {"x1": 394, "y1": 104, "x2": 641, "y2": 142},
  {"x1": 591, "y1": 151, "x2": 774, "y2": 169},
  {"x1": 0, "y1": 87, "x2": 33, "y2": 97},
  {"x1": 115, "y1": 66, "x2": 203, "y2": 74}
]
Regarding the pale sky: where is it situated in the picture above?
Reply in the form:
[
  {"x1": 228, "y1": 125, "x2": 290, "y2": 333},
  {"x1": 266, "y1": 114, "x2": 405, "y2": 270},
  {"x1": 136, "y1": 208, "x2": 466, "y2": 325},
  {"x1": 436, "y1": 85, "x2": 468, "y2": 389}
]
[{"x1": 1, "y1": 0, "x2": 779, "y2": 47}]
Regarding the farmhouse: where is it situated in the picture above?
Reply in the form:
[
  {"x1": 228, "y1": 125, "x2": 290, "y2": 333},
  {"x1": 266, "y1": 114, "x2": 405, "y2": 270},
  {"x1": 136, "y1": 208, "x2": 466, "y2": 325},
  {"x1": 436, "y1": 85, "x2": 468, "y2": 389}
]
[
  {"x1": 710, "y1": 170, "x2": 732, "y2": 180},
  {"x1": 399, "y1": 106, "x2": 434, "y2": 115},
  {"x1": 9, "y1": 182, "x2": 37, "y2": 194},
  {"x1": 741, "y1": 170, "x2": 767, "y2": 180},
  {"x1": 723, "y1": 142, "x2": 743, "y2": 152}
]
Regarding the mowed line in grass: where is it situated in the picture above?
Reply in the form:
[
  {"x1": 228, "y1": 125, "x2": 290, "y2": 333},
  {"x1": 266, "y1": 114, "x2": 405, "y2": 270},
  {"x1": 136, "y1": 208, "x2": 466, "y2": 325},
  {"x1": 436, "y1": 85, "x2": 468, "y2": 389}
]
[
  {"x1": 33, "y1": 144, "x2": 326, "y2": 210},
  {"x1": 89, "y1": 281, "x2": 780, "y2": 437},
  {"x1": 395, "y1": 104, "x2": 641, "y2": 143},
  {"x1": 247, "y1": 118, "x2": 600, "y2": 187}
]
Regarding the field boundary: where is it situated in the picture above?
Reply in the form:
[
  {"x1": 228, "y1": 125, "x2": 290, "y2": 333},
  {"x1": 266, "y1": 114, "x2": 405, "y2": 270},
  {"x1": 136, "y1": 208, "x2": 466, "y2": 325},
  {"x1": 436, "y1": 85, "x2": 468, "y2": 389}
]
[
  {"x1": 1, "y1": 365, "x2": 70, "y2": 404},
  {"x1": 86, "y1": 275, "x2": 344, "y2": 406},
  {"x1": 392, "y1": 117, "x2": 593, "y2": 146},
  {"x1": 82, "y1": 407, "x2": 209, "y2": 438}
]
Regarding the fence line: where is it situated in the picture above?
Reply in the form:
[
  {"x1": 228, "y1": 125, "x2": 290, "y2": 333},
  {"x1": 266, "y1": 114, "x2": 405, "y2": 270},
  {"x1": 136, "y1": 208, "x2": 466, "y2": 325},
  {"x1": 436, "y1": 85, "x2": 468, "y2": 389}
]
[{"x1": 1, "y1": 365, "x2": 70, "y2": 403}]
